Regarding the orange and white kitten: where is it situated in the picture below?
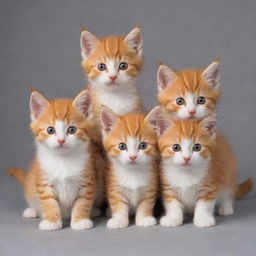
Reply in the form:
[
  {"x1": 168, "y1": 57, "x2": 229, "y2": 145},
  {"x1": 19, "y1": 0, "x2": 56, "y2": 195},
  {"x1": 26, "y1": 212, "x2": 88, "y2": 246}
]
[
  {"x1": 157, "y1": 61, "x2": 220, "y2": 120},
  {"x1": 7, "y1": 90, "x2": 101, "y2": 231},
  {"x1": 148, "y1": 107, "x2": 252, "y2": 228},
  {"x1": 80, "y1": 27, "x2": 144, "y2": 127},
  {"x1": 100, "y1": 107, "x2": 158, "y2": 228}
]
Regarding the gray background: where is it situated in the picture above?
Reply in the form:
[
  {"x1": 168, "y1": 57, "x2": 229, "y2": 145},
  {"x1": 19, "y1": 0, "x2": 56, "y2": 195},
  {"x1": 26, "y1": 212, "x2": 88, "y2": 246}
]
[{"x1": 0, "y1": 0, "x2": 255, "y2": 255}]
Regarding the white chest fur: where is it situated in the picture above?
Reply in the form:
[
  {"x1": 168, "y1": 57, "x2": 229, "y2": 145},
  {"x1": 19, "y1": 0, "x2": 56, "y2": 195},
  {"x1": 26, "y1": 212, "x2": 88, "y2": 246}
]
[
  {"x1": 113, "y1": 161, "x2": 152, "y2": 208},
  {"x1": 95, "y1": 85, "x2": 140, "y2": 115},
  {"x1": 37, "y1": 144, "x2": 89, "y2": 218},
  {"x1": 162, "y1": 160, "x2": 208, "y2": 212}
]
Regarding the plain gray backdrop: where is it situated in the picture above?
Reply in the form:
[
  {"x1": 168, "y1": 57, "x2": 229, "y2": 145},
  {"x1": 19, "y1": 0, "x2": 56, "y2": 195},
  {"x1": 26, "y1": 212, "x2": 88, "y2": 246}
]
[{"x1": 0, "y1": 0, "x2": 256, "y2": 255}]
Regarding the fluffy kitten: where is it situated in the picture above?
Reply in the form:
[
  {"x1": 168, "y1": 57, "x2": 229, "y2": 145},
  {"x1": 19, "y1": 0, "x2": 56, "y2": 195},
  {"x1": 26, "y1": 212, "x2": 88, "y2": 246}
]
[
  {"x1": 80, "y1": 27, "x2": 144, "y2": 128},
  {"x1": 100, "y1": 107, "x2": 158, "y2": 228},
  {"x1": 7, "y1": 90, "x2": 103, "y2": 231},
  {"x1": 148, "y1": 107, "x2": 252, "y2": 227},
  {"x1": 157, "y1": 61, "x2": 220, "y2": 120}
]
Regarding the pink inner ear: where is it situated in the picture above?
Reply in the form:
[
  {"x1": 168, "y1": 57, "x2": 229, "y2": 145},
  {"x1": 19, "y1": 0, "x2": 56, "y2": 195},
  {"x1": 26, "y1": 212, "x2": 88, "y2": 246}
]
[
  {"x1": 31, "y1": 94, "x2": 48, "y2": 119},
  {"x1": 75, "y1": 93, "x2": 91, "y2": 117},
  {"x1": 101, "y1": 110, "x2": 116, "y2": 133}
]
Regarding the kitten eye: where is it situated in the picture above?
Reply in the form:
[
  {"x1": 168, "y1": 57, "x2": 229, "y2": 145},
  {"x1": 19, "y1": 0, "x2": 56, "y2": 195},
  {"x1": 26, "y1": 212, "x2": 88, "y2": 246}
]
[
  {"x1": 118, "y1": 143, "x2": 127, "y2": 151},
  {"x1": 67, "y1": 126, "x2": 77, "y2": 134},
  {"x1": 47, "y1": 126, "x2": 55, "y2": 135},
  {"x1": 172, "y1": 144, "x2": 181, "y2": 152},
  {"x1": 138, "y1": 142, "x2": 148, "y2": 150},
  {"x1": 197, "y1": 96, "x2": 206, "y2": 105},
  {"x1": 98, "y1": 63, "x2": 106, "y2": 71},
  {"x1": 119, "y1": 62, "x2": 128, "y2": 70},
  {"x1": 193, "y1": 143, "x2": 201, "y2": 152},
  {"x1": 176, "y1": 98, "x2": 185, "y2": 105}
]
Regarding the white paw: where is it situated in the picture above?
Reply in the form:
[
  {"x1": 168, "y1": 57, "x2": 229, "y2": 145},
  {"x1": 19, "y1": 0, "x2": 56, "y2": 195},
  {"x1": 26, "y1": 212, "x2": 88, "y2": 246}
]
[
  {"x1": 39, "y1": 220, "x2": 62, "y2": 231},
  {"x1": 136, "y1": 216, "x2": 156, "y2": 227},
  {"x1": 91, "y1": 207, "x2": 101, "y2": 218},
  {"x1": 23, "y1": 208, "x2": 38, "y2": 219},
  {"x1": 194, "y1": 215, "x2": 216, "y2": 228},
  {"x1": 218, "y1": 204, "x2": 234, "y2": 216},
  {"x1": 71, "y1": 219, "x2": 94, "y2": 230},
  {"x1": 107, "y1": 218, "x2": 128, "y2": 229},
  {"x1": 160, "y1": 215, "x2": 183, "y2": 227}
]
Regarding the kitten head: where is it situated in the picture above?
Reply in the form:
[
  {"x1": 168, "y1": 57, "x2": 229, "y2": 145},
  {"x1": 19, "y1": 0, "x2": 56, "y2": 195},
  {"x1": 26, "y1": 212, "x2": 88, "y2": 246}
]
[
  {"x1": 100, "y1": 107, "x2": 157, "y2": 166},
  {"x1": 148, "y1": 107, "x2": 217, "y2": 168},
  {"x1": 157, "y1": 61, "x2": 220, "y2": 120},
  {"x1": 80, "y1": 27, "x2": 143, "y2": 90},
  {"x1": 30, "y1": 89, "x2": 93, "y2": 153}
]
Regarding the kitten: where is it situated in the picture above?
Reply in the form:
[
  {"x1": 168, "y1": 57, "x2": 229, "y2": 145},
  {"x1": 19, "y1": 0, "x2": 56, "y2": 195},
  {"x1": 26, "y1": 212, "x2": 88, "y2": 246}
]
[
  {"x1": 148, "y1": 107, "x2": 252, "y2": 227},
  {"x1": 80, "y1": 26, "x2": 144, "y2": 129},
  {"x1": 100, "y1": 107, "x2": 158, "y2": 228},
  {"x1": 156, "y1": 61, "x2": 220, "y2": 120},
  {"x1": 7, "y1": 90, "x2": 102, "y2": 231}
]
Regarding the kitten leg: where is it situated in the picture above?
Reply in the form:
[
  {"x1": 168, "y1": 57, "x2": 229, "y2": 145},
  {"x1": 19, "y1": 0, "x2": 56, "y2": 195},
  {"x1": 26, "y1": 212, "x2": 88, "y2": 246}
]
[
  {"x1": 218, "y1": 189, "x2": 234, "y2": 216},
  {"x1": 194, "y1": 199, "x2": 216, "y2": 228},
  {"x1": 37, "y1": 183, "x2": 62, "y2": 231},
  {"x1": 71, "y1": 183, "x2": 95, "y2": 230},
  {"x1": 160, "y1": 199, "x2": 184, "y2": 227}
]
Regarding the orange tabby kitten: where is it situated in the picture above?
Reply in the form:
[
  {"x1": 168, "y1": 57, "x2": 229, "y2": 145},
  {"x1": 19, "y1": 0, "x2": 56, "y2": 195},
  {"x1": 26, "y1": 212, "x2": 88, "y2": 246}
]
[
  {"x1": 148, "y1": 107, "x2": 252, "y2": 227},
  {"x1": 80, "y1": 27, "x2": 144, "y2": 131},
  {"x1": 157, "y1": 61, "x2": 220, "y2": 120},
  {"x1": 100, "y1": 107, "x2": 158, "y2": 228},
  {"x1": 7, "y1": 90, "x2": 102, "y2": 230}
]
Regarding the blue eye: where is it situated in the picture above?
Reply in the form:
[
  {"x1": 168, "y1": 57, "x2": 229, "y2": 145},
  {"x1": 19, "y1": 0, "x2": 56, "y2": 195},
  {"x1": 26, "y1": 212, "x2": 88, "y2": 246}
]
[
  {"x1": 172, "y1": 144, "x2": 181, "y2": 152},
  {"x1": 197, "y1": 96, "x2": 206, "y2": 105},
  {"x1": 67, "y1": 126, "x2": 77, "y2": 134},
  {"x1": 98, "y1": 63, "x2": 106, "y2": 71},
  {"x1": 193, "y1": 143, "x2": 201, "y2": 152},
  {"x1": 118, "y1": 143, "x2": 127, "y2": 150},
  {"x1": 119, "y1": 62, "x2": 128, "y2": 70},
  {"x1": 47, "y1": 127, "x2": 55, "y2": 135}
]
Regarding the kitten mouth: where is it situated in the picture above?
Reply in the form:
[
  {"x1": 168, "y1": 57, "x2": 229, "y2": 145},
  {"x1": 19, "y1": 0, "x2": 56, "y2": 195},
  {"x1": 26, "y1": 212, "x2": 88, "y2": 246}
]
[
  {"x1": 187, "y1": 116, "x2": 195, "y2": 120},
  {"x1": 182, "y1": 162, "x2": 191, "y2": 167},
  {"x1": 107, "y1": 81, "x2": 119, "y2": 86}
]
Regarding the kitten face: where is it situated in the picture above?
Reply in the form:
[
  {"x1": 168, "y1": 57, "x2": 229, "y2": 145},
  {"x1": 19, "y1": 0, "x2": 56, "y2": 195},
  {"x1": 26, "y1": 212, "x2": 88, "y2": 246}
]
[
  {"x1": 147, "y1": 107, "x2": 216, "y2": 169},
  {"x1": 80, "y1": 27, "x2": 143, "y2": 90},
  {"x1": 101, "y1": 108, "x2": 157, "y2": 166},
  {"x1": 30, "y1": 90, "x2": 93, "y2": 154},
  {"x1": 157, "y1": 62, "x2": 220, "y2": 120}
]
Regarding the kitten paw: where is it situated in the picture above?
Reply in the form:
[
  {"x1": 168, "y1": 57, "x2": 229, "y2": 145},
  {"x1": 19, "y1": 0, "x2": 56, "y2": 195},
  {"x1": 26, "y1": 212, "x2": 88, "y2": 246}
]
[
  {"x1": 160, "y1": 215, "x2": 183, "y2": 227},
  {"x1": 23, "y1": 208, "x2": 38, "y2": 219},
  {"x1": 218, "y1": 204, "x2": 234, "y2": 216},
  {"x1": 71, "y1": 219, "x2": 94, "y2": 230},
  {"x1": 194, "y1": 215, "x2": 216, "y2": 228},
  {"x1": 91, "y1": 207, "x2": 101, "y2": 218},
  {"x1": 39, "y1": 220, "x2": 62, "y2": 231},
  {"x1": 107, "y1": 218, "x2": 128, "y2": 229},
  {"x1": 136, "y1": 216, "x2": 156, "y2": 227}
]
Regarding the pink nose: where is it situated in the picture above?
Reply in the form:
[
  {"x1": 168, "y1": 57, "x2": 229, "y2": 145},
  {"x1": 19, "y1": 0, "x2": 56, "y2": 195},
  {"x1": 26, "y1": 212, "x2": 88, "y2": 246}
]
[
  {"x1": 129, "y1": 155, "x2": 137, "y2": 161},
  {"x1": 109, "y1": 75, "x2": 117, "y2": 81},
  {"x1": 183, "y1": 156, "x2": 191, "y2": 162},
  {"x1": 188, "y1": 110, "x2": 196, "y2": 116},
  {"x1": 58, "y1": 139, "x2": 65, "y2": 145}
]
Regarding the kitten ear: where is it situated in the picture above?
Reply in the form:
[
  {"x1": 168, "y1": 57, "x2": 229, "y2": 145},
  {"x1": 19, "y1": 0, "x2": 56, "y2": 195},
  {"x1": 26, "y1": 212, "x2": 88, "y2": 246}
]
[
  {"x1": 101, "y1": 107, "x2": 119, "y2": 135},
  {"x1": 72, "y1": 90, "x2": 92, "y2": 119},
  {"x1": 200, "y1": 114, "x2": 217, "y2": 137},
  {"x1": 202, "y1": 60, "x2": 220, "y2": 88},
  {"x1": 157, "y1": 64, "x2": 178, "y2": 92},
  {"x1": 80, "y1": 29, "x2": 100, "y2": 60},
  {"x1": 30, "y1": 91, "x2": 50, "y2": 121},
  {"x1": 124, "y1": 26, "x2": 143, "y2": 57},
  {"x1": 145, "y1": 106, "x2": 172, "y2": 136}
]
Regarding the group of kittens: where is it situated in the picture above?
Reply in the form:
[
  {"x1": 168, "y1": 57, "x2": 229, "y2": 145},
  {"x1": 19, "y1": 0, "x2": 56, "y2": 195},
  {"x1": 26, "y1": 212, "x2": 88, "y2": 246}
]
[{"x1": 7, "y1": 26, "x2": 253, "y2": 231}]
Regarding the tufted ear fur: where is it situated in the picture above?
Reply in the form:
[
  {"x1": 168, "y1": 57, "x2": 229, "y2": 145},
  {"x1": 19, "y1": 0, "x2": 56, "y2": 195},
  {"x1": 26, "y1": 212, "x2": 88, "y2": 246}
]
[
  {"x1": 124, "y1": 26, "x2": 143, "y2": 57},
  {"x1": 200, "y1": 114, "x2": 217, "y2": 137},
  {"x1": 100, "y1": 106, "x2": 120, "y2": 135},
  {"x1": 30, "y1": 91, "x2": 50, "y2": 121},
  {"x1": 157, "y1": 64, "x2": 178, "y2": 92},
  {"x1": 202, "y1": 60, "x2": 220, "y2": 88}
]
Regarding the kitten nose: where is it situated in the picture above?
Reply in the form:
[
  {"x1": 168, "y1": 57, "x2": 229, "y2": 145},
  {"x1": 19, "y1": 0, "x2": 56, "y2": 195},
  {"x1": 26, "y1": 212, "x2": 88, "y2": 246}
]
[
  {"x1": 183, "y1": 156, "x2": 191, "y2": 162},
  {"x1": 109, "y1": 75, "x2": 117, "y2": 81},
  {"x1": 188, "y1": 109, "x2": 196, "y2": 115},
  {"x1": 58, "y1": 139, "x2": 65, "y2": 145},
  {"x1": 129, "y1": 155, "x2": 137, "y2": 161}
]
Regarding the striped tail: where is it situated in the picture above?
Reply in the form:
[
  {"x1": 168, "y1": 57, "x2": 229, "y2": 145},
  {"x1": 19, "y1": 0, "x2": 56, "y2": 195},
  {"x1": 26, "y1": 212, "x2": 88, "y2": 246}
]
[{"x1": 235, "y1": 178, "x2": 253, "y2": 199}]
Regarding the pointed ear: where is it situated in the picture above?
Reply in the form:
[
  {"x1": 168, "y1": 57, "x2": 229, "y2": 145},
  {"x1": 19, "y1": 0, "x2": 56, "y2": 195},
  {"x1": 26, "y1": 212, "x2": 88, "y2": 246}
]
[
  {"x1": 200, "y1": 114, "x2": 217, "y2": 137},
  {"x1": 124, "y1": 26, "x2": 143, "y2": 57},
  {"x1": 145, "y1": 106, "x2": 172, "y2": 136},
  {"x1": 100, "y1": 107, "x2": 119, "y2": 135},
  {"x1": 30, "y1": 91, "x2": 50, "y2": 121},
  {"x1": 202, "y1": 60, "x2": 220, "y2": 88},
  {"x1": 80, "y1": 30, "x2": 100, "y2": 60},
  {"x1": 72, "y1": 90, "x2": 92, "y2": 119},
  {"x1": 157, "y1": 64, "x2": 178, "y2": 92}
]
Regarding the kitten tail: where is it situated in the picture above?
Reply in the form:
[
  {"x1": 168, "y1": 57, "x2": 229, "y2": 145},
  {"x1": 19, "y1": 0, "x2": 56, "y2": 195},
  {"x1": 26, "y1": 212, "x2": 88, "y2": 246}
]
[
  {"x1": 235, "y1": 178, "x2": 253, "y2": 199},
  {"x1": 6, "y1": 168, "x2": 25, "y2": 185}
]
